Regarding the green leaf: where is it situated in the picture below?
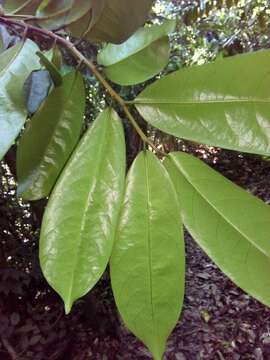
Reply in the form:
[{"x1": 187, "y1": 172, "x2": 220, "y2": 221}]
[
  {"x1": 0, "y1": 40, "x2": 40, "y2": 161},
  {"x1": 69, "y1": 0, "x2": 154, "y2": 44},
  {"x1": 110, "y1": 151, "x2": 184, "y2": 360},
  {"x1": 40, "y1": 108, "x2": 126, "y2": 314},
  {"x1": 3, "y1": 0, "x2": 42, "y2": 14},
  {"x1": 17, "y1": 71, "x2": 85, "y2": 201},
  {"x1": 164, "y1": 151, "x2": 270, "y2": 307},
  {"x1": 97, "y1": 20, "x2": 175, "y2": 85},
  {"x1": 135, "y1": 50, "x2": 270, "y2": 156},
  {"x1": 36, "y1": 50, "x2": 62, "y2": 87},
  {"x1": 36, "y1": 0, "x2": 93, "y2": 30}
]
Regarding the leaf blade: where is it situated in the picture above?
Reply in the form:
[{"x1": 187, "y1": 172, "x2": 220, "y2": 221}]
[
  {"x1": 40, "y1": 108, "x2": 126, "y2": 313},
  {"x1": 17, "y1": 71, "x2": 85, "y2": 200},
  {"x1": 164, "y1": 152, "x2": 270, "y2": 307},
  {"x1": 111, "y1": 151, "x2": 184, "y2": 360},
  {"x1": 0, "y1": 40, "x2": 40, "y2": 160},
  {"x1": 136, "y1": 50, "x2": 270, "y2": 155}
]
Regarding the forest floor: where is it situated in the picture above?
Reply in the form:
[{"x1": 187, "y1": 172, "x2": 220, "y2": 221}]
[{"x1": 2, "y1": 150, "x2": 270, "y2": 360}]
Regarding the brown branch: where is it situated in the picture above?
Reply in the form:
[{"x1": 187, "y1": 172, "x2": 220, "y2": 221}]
[{"x1": 0, "y1": 16, "x2": 165, "y2": 156}]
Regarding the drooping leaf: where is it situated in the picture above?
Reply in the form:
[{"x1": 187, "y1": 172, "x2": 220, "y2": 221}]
[
  {"x1": 164, "y1": 151, "x2": 270, "y2": 307},
  {"x1": 2, "y1": 0, "x2": 42, "y2": 14},
  {"x1": 97, "y1": 20, "x2": 175, "y2": 85},
  {"x1": 0, "y1": 40, "x2": 40, "y2": 161},
  {"x1": 135, "y1": 50, "x2": 270, "y2": 156},
  {"x1": 17, "y1": 71, "x2": 85, "y2": 200},
  {"x1": 36, "y1": 50, "x2": 62, "y2": 86},
  {"x1": 40, "y1": 108, "x2": 126, "y2": 314},
  {"x1": 36, "y1": 0, "x2": 93, "y2": 30},
  {"x1": 111, "y1": 150, "x2": 184, "y2": 360},
  {"x1": 69, "y1": 0, "x2": 154, "y2": 44},
  {"x1": 23, "y1": 69, "x2": 52, "y2": 115}
]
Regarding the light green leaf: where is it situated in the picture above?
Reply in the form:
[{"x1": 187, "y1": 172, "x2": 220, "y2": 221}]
[
  {"x1": 97, "y1": 20, "x2": 175, "y2": 85},
  {"x1": 17, "y1": 71, "x2": 85, "y2": 201},
  {"x1": 164, "y1": 151, "x2": 270, "y2": 307},
  {"x1": 69, "y1": 0, "x2": 154, "y2": 44},
  {"x1": 40, "y1": 108, "x2": 126, "y2": 314},
  {"x1": 36, "y1": 0, "x2": 93, "y2": 30},
  {"x1": 135, "y1": 50, "x2": 270, "y2": 156},
  {"x1": 111, "y1": 151, "x2": 184, "y2": 360},
  {"x1": 0, "y1": 40, "x2": 40, "y2": 161}
]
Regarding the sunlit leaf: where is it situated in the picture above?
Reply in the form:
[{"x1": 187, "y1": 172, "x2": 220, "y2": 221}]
[
  {"x1": 97, "y1": 20, "x2": 175, "y2": 85},
  {"x1": 111, "y1": 150, "x2": 184, "y2": 360},
  {"x1": 135, "y1": 50, "x2": 270, "y2": 156},
  {"x1": 165, "y1": 151, "x2": 270, "y2": 307},
  {"x1": 40, "y1": 108, "x2": 126, "y2": 314},
  {"x1": 0, "y1": 40, "x2": 40, "y2": 160}
]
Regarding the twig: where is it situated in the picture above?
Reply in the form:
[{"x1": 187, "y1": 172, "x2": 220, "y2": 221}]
[{"x1": 0, "y1": 16, "x2": 165, "y2": 156}]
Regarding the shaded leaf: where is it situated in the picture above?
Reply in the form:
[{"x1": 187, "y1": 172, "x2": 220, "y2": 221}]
[
  {"x1": 135, "y1": 50, "x2": 270, "y2": 156},
  {"x1": 69, "y1": 0, "x2": 154, "y2": 44},
  {"x1": 111, "y1": 151, "x2": 184, "y2": 360},
  {"x1": 23, "y1": 69, "x2": 52, "y2": 115},
  {"x1": 2, "y1": 0, "x2": 42, "y2": 14},
  {"x1": 97, "y1": 20, "x2": 175, "y2": 85},
  {"x1": 37, "y1": 51, "x2": 62, "y2": 86},
  {"x1": 164, "y1": 151, "x2": 270, "y2": 307},
  {"x1": 40, "y1": 108, "x2": 126, "y2": 314},
  {"x1": 17, "y1": 71, "x2": 85, "y2": 200},
  {"x1": 36, "y1": 0, "x2": 93, "y2": 30},
  {"x1": 0, "y1": 40, "x2": 40, "y2": 161}
]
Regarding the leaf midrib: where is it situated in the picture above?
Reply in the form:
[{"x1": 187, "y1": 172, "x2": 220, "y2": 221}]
[
  {"x1": 171, "y1": 156, "x2": 270, "y2": 258},
  {"x1": 135, "y1": 98, "x2": 270, "y2": 105}
]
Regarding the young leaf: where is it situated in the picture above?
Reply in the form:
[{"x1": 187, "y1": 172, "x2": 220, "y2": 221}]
[
  {"x1": 111, "y1": 151, "x2": 184, "y2": 360},
  {"x1": 164, "y1": 152, "x2": 270, "y2": 307},
  {"x1": 135, "y1": 50, "x2": 270, "y2": 156},
  {"x1": 17, "y1": 71, "x2": 85, "y2": 201},
  {"x1": 40, "y1": 108, "x2": 126, "y2": 314},
  {"x1": 69, "y1": 0, "x2": 154, "y2": 44},
  {"x1": 0, "y1": 40, "x2": 40, "y2": 161},
  {"x1": 97, "y1": 20, "x2": 175, "y2": 85}
]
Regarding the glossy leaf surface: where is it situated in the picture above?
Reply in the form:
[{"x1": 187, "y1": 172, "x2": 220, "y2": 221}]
[
  {"x1": 97, "y1": 20, "x2": 175, "y2": 85},
  {"x1": 164, "y1": 152, "x2": 270, "y2": 307},
  {"x1": 69, "y1": 0, "x2": 154, "y2": 44},
  {"x1": 0, "y1": 40, "x2": 40, "y2": 160},
  {"x1": 111, "y1": 151, "x2": 184, "y2": 360},
  {"x1": 17, "y1": 71, "x2": 85, "y2": 200},
  {"x1": 40, "y1": 108, "x2": 126, "y2": 314},
  {"x1": 136, "y1": 50, "x2": 270, "y2": 155}
]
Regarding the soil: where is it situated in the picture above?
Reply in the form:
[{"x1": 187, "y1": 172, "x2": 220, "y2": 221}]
[{"x1": 1, "y1": 149, "x2": 270, "y2": 360}]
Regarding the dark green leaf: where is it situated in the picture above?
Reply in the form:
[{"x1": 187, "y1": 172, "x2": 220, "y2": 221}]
[
  {"x1": 111, "y1": 151, "x2": 184, "y2": 360},
  {"x1": 164, "y1": 151, "x2": 270, "y2": 307},
  {"x1": 36, "y1": 0, "x2": 93, "y2": 30},
  {"x1": 0, "y1": 40, "x2": 40, "y2": 160},
  {"x1": 40, "y1": 108, "x2": 126, "y2": 313},
  {"x1": 3, "y1": 0, "x2": 42, "y2": 14},
  {"x1": 17, "y1": 71, "x2": 85, "y2": 200},
  {"x1": 37, "y1": 51, "x2": 62, "y2": 86},
  {"x1": 135, "y1": 50, "x2": 270, "y2": 156},
  {"x1": 97, "y1": 20, "x2": 175, "y2": 85},
  {"x1": 69, "y1": 0, "x2": 154, "y2": 44}
]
